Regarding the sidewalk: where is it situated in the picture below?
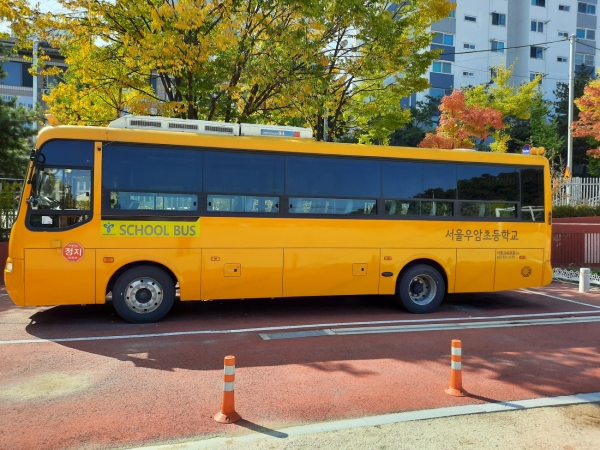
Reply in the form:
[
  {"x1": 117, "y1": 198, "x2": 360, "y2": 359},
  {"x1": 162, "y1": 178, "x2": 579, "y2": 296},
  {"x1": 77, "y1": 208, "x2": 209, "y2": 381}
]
[
  {"x1": 230, "y1": 402, "x2": 600, "y2": 450},
  {"x1": 129, "y1": 394, "x2": 600, "y2": 450}
]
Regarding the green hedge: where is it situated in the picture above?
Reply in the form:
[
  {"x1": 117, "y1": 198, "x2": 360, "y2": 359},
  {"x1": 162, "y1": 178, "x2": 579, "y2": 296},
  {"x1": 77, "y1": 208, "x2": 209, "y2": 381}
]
[
  {"x1": 0, "y1": 182, "x2": 21, "y2": 242},
  {"x1": 552, "y1": 205, "x2": 600, "y2": 218}
]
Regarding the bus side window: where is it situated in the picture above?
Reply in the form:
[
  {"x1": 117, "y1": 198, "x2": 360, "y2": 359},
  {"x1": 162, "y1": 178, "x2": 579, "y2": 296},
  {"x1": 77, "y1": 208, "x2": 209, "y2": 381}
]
[
  {"x1": 289, "y1": 198, "x2": 376, "y2": 215},
  {"x1": 29, "y1": 167, "x2": 92, "y2": 229},
  {"x1": 521, "y1": 168, "x2": 545, "y2": 222},
  {"x1": 207, "y1": 195, "x2": 279, "y2": 213}
]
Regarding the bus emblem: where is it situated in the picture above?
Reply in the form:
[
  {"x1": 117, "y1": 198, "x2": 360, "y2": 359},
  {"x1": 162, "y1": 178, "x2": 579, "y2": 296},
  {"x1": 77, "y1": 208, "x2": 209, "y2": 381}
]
[
  {"x1": 103, "y1": 222, "x2": 115, "y2": 234},
  {"x1": 521, "y1": 266, "x2": 532, "y2": 277},
  {"x1": 102, "y1": 222, "x2": 115, "y2": 234}
]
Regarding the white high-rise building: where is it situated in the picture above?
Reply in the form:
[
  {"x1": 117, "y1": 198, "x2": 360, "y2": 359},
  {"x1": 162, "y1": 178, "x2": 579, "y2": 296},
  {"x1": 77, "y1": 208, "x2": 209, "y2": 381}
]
[{"x1": 403, "y1": 0, "x2": 597, "y2": 107}]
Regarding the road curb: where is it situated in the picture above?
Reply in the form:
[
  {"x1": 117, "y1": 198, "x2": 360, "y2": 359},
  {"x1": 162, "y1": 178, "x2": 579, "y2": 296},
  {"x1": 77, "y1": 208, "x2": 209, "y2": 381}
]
[{"x1": 128, "y1": 392, "x2": 600, "y2": 450}]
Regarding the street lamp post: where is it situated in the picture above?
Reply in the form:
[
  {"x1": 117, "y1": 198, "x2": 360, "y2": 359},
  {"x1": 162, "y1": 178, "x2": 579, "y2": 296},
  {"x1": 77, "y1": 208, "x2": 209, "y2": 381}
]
[{"x1": 566, "y1": 34, "x2": 576, "y2": 203}]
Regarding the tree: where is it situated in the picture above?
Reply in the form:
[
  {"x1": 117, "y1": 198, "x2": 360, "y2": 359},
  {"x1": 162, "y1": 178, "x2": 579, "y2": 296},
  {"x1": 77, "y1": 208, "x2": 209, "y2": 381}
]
[
  {"x1": 418, "y1": 89, "x2": 503, "y2": 149},
  {"x1": 389, "y1": 96, "x2": 438, "y2": 147},
  {"x1": 553, "y1": 65, "x2": 596, "y2": 171},
  {"x1": 418, "y1": 62, "x2": 540, "y2": 151},
  {"x1": 571, "y1": 76, "x2": 600, "y2": 175},
  {"x1": 2, "y1": 0, "x2": 454, "y2": 143},
  {"x1": 508, "y1": 93, "x2": 564, "y2": 160},
  {"x1": 0, "y1": 46, "x2": 41, "y2": 177},
  {"x1": 465, "y1": 62, "x2": 540, "y2": 152}
]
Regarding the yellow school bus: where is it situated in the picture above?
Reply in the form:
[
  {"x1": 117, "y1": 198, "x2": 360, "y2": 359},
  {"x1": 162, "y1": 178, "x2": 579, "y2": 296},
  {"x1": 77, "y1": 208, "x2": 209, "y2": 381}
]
[{"x1": 4, "y1": 116, "x2": 552, "y2": 323}]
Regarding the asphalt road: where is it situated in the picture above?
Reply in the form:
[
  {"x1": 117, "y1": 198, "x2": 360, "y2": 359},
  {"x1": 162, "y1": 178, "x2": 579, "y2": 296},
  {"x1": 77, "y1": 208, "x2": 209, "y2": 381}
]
[{"x1": 1, "y1": 282, "x2": 599, "y2": 450}]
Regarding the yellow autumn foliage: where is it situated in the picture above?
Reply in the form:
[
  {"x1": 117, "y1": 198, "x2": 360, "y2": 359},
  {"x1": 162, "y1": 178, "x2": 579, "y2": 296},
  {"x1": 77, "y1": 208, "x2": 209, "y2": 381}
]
[{"x1": 2, "y1": 0, "x2": 453, "y2": 143}]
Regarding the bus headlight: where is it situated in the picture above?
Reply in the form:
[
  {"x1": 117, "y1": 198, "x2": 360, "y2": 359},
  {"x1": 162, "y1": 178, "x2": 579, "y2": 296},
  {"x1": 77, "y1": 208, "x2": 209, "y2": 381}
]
[{"x1": 5, "y1": 259, "x2": 13, "y2": 273}]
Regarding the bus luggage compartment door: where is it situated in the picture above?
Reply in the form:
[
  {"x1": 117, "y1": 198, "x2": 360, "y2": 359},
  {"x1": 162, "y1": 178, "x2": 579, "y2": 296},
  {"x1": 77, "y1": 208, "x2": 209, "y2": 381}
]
[
  {"x1": 201, "y1": 249, "x2": 282, "y2": 300},
  {"x1": 455, "y1": 249, "x2": 495, "y2": 293},
  {"x1": 283, "y1": 248, "x2": 380, "y2": 297}
]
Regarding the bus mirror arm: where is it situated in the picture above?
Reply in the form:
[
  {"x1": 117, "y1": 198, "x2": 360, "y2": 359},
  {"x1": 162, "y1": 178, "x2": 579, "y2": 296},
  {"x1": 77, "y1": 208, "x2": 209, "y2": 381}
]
[
  {"x1": 29, "y1": 149, "x2": 45, "y2": 164},
  {"x1": 26, "y1": 196, "x2": 39, "y2": 207}
]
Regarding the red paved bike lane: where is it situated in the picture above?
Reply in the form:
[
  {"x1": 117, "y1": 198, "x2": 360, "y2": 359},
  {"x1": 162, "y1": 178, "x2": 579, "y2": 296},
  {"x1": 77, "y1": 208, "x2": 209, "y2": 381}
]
[{"x1": 1, "y1": 283, "x2": 599, "y2": 450}]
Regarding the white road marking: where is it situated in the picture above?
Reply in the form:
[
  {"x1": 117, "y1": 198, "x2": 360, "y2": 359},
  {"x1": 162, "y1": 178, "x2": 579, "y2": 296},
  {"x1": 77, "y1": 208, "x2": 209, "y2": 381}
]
[
  {"x1": 520, "y1": 289, "x2": 600, "y2": 309},
  {"x1": 261, "y1": 315, "x2": 600, "y2": 340},
  {"x1": 127, "y1": 392, "x2": 600, "y2": 450},
  {"x1": 3, "y1": 286, "x2": 600, "y2": 347},
  {"x1": 2, "y1": 310, "x2": 600, "y2": 345},
  {"x1": 332, "y1": 315, "x2": 600, "y2": 334}
]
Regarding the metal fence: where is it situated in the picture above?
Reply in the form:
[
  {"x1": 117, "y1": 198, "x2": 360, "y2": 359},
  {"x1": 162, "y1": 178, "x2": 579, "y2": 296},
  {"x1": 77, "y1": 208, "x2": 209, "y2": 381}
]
[
  {"x1": 553, "y1": 268, "x2": 600, "y2": 285},
  {"x1": 553, "y1": 177, "x2": 600, "y2": 206},
  {"x1": 0, "y1": 179, "x2": 23, "y2": 242},
  {"x1": 552, "y1": 232, "x2": 600, "y2": 267}
]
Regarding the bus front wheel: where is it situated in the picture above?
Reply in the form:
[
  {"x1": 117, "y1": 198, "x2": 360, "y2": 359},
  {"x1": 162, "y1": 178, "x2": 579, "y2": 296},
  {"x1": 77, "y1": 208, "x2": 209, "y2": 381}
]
[
  {"x1": 396, "y1": 264, "x2": 445, "y2": 314},
  {"x1": 112, "y1": 266, "x2": 175, "y2": 323}
]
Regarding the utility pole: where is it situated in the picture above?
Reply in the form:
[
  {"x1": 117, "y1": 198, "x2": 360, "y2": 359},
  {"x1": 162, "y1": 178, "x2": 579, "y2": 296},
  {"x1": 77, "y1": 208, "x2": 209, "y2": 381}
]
[
  {"x1": 32, "y1": 40, "x2": 38, "y2": 111},
  {"x1": 567, "y1": 34, "x2": 576, "y2": 203},
  {"x1": 29, "y1": 36, "x2": 39, "y2": 139}
]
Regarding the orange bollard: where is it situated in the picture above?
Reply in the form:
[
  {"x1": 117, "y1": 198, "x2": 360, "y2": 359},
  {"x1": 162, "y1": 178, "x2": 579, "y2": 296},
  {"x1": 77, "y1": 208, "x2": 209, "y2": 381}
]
[
  {"x1": 214, "y1": 355, "x2": 241, "y2": 423},
  {"x1": 445, "y1": 340, "x2": 466, "y2": 397}
]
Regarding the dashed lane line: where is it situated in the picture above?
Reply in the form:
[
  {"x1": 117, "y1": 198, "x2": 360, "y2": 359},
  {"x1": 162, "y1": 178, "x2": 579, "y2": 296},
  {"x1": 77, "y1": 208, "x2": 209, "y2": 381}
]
[
  {"x1": 2, "y1": 310, "x2": 600, "y2": 345},
  {"x1": 127, "y1": 392, "x2": 600, "y2": 450},
  {"x1": 259, "y1": 315, "x2": 600, "y2": 340}
]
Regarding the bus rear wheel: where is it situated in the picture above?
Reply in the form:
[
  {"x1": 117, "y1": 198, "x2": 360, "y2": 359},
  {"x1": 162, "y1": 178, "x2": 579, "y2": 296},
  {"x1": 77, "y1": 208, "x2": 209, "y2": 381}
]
[
  {"x1": 112, "y1": 266, "x2": 175, "y2": 323},
  {"x1": 396, "y1": 264, "x2": 445, "y2": 314}
]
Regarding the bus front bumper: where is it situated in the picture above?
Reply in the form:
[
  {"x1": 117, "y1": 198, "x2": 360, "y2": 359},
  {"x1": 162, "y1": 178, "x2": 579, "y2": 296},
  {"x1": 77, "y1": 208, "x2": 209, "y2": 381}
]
[{"x1": 4, "y1": 257, "x2": 25, "y2": 306}]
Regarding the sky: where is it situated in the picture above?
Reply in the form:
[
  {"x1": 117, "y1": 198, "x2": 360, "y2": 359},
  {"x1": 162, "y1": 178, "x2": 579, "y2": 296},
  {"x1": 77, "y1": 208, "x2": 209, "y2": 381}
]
[{"x1": 1, "y1": 0, "x2": 68, "y2": 35}]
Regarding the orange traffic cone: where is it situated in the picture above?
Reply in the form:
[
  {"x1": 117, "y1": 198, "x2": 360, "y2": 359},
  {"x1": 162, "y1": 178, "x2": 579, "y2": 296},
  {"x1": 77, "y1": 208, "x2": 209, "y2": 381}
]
[
  {"x1": 445, "y1": 340, "x2": 466, "y2": 397},
  {"x1": 214, "y1": 355, "x2": 241, "y2": 423}
]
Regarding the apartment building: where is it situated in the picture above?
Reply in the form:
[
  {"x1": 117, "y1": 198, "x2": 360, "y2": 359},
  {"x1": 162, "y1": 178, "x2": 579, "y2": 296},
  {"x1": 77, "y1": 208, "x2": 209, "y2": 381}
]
[
  {"x1": 0, "y1": 38, "x2": 67, "y2": 113},
  {"x1": 406, "y1": 0, "x2": 598, "y2": 106}
]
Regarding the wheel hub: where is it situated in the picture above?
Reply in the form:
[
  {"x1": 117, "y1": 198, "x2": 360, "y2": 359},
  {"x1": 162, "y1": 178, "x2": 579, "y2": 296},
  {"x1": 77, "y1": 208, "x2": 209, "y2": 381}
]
[
  {"x1": 408, "y1": 274, "x2": 437, "y2": 306},
  {"x1": 410, "y1": 281, "x2": 424, "y2": 295},
  {"x1": 125, "y1": 278, "x2": 163, "y2": 314},
  {"x1": 135, "y1": 288, "x2": 153, "y2": 304}
]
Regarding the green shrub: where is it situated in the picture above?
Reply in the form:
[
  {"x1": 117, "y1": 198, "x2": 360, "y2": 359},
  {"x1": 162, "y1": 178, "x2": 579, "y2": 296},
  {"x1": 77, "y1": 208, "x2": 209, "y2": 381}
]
[
  {"x1": 0, "y1": 182, "x2": 21, "y2": 242},
  {"x1": 552, "y1": 205, "x2": 600, "y2": 218}
]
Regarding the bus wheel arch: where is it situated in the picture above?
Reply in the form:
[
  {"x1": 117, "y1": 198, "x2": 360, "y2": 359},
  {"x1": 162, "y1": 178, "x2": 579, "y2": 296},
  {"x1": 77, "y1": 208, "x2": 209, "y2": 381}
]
[
  {"x1": 395, "y1": 259, "x2": 447, "y2": 314},
  {"x1": 110, "y1": 263, "x2": 177, "y2": 323},
  {"x1": 106, "y1": 261, "x2": 177, "y2": 295}
]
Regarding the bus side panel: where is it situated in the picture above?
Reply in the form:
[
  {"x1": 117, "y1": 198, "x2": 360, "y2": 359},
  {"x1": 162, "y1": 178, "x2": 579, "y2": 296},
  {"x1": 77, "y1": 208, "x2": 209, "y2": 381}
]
[
  {"x1": 201, "y1": 249, "x2": 283, "y2": 300},
  {"x1": 283, "y1": 248, "x2": 380, "y2": 297},
  {"x1": 455, "y1": 249, "x2": 496, "y2": 293},
  {"x1": 494, "y1": 249, "x2": 543, "y2": 291},
  {"x1": 379, "y1": 249, "x2": 456, "y2": 295},
  {"x1": 25, "y1": 249, "x2": 96, "y2": 306},
  {"x1": 95, "y1": 249, "x2": 202, "y2": 303}
]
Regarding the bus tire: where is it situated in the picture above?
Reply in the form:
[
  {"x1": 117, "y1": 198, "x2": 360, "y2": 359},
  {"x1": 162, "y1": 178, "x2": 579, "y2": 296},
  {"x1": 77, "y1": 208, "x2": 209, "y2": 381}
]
[
  {"x1": 112, "y1": 266, "x2": 175, "y2": 323},
  {"x1": 396, "y1": 264, "x2": 445, "y2": 314}
]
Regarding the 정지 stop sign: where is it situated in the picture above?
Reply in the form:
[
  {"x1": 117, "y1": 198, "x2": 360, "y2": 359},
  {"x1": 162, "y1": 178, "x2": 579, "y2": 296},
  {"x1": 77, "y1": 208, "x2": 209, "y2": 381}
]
[{"x1": 62, "y1": 242, "x2": 85, "y2": 262}]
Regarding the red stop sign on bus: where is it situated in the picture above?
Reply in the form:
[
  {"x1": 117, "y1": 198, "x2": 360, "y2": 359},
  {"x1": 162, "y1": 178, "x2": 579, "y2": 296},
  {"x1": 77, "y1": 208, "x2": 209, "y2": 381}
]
[{"x1": 62, "y1": 242, "x2": 84, "y2": 262}]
